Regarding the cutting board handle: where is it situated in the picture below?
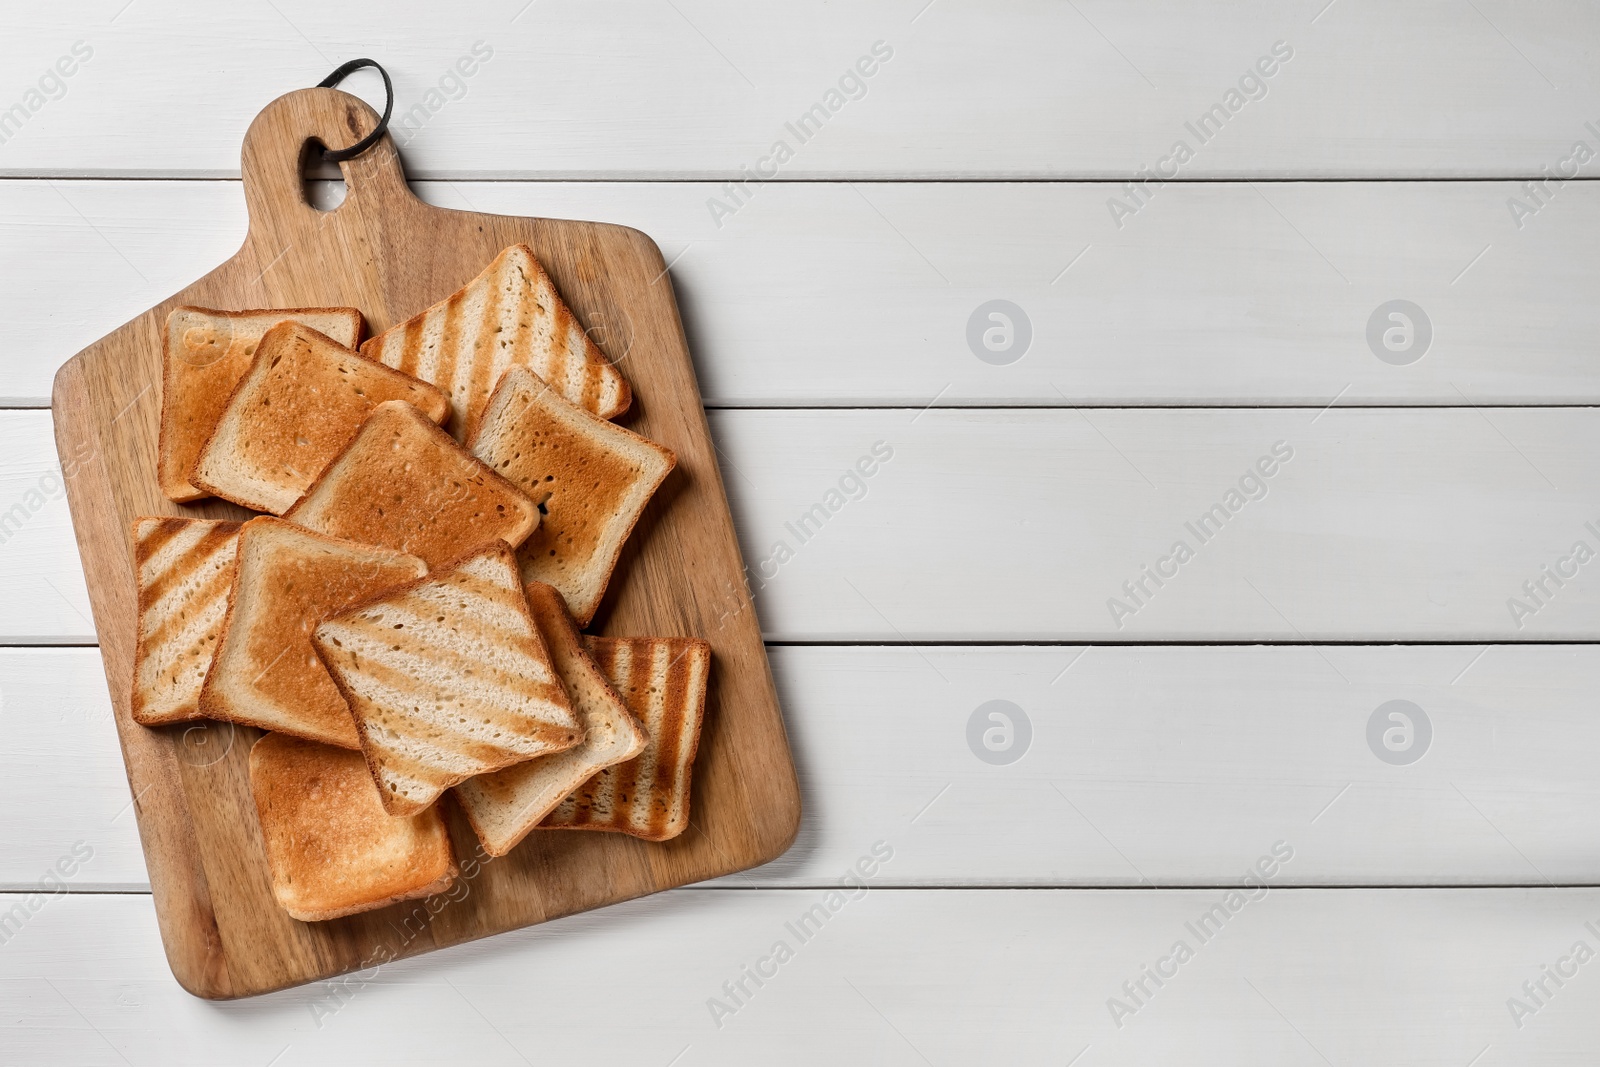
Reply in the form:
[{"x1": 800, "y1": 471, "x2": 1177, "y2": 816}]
[{"x1": 240, "y1": 87, "x2": 412, "y2": 232}]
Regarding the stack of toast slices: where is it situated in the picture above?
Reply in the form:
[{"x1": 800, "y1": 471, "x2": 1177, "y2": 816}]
[{"x1": 130, "y1": 244, "x2": 713, "y2": 922}]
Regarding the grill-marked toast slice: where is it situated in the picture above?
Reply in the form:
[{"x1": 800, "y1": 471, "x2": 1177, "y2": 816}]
[
  {"x1": 361, "y1": 244, "x2": 629, "y2": 439},
  {"x1": 199, "y1": 517, "x2": 427, "y2": 749},
  {"x1": 469, "y1": 366, "x2": 675, "y2": 625},
  {"x1": 542, "y1": 635, "x2": 711, "y2": 841},
  {"x1": 455, "y1": 582, "x2": 648, "y2": 857},
  {"x1": 313, "y1": 541, "x2": 584, "y2": 817},
  {"x1": 130, "y1": 517, "x2": 242, "y2": 726},
  {"x1": 190, "y1": 321, "x2": 449, "y2": 514},
  {"x1": 249, "y1": 733, "x2": 457, "y2": 922},
  {"x1": 284, "y1": 400, "x2": 540, "y2": 568},
  {"x1": 159, "y1": 306, "x2": 361, "y2": 502}
]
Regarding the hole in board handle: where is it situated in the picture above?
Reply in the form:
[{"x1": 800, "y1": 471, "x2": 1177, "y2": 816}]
[{"x1": 301, "y1": 139, "x2": 347, "y2": 212}]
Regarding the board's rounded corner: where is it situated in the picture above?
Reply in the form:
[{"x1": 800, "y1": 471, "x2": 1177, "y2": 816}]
[
  {"x1": 754, "y1": 783, "x2": 804, "y2": 868},
  {"x1": 164, "y1": 945, "x2": 236, "y2": 1001},
  {"x1": 50, "y1": 354, "x2": 85, "y2": 415},
  {"x1": 606, "y1": 223, "x2": 669, "y2": 272}
]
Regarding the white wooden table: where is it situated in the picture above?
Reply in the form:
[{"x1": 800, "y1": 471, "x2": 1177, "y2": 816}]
[{"x1": 5, "y1": 2, "x2": 1600, "y2": 1063}]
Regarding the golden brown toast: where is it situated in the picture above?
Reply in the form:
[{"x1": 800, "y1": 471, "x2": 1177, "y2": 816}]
[
  {"x1": 469, "y1": 366, "x2": 675, "y2": 625},
  {"x1": 249, "y1": 733, "x2": 457, "y2": 922},
  {"x1": 360, "y1": 244, "x2": 630, "y2": 439},
  {"x1": 542, "y1": 635, "x2": 711, "y2": 841},
  {"x1": 159, "y1": 306, "x2": 361, "y2": 502},
  {"x1": 313, "y1": 541, "x2": 584, "y2": 817},
  {"x1": 130, "y1": 517, "x2": 242, "y2": 726},
  {"x1": 284, "y1": 399, "x2": 540, "y2": 568},
  {"x1": 190, "y1": 321, "x2": 449, "y2": 514},
  {"x1": 199, "y1": 517, "x2": 426, "y2": 749},
  {"x1": 454, "y1": 582, "x2": 649, "y2": 857}
]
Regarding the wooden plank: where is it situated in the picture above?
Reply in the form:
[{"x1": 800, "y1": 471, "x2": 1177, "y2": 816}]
[
  {"x1": 3, "y1": 2, "x2": 1599, "y2": 179},
  {"x1": 13, "y1": 644, "x2": 1600, "y2": 891},
  {"x1": 0, "y1": 411, "x2": 93, "y2": 641},
  {"x1": 718, "y1": 406, "x2": 1600, "y2": 641},
  {"x1": 8, "y1": 179, "x2": 1600, "y2": 407},
  {"x1": 4, "y1": 889, "x2": 1598, "y2": 1062},
  {"x1": 0, "y1": 650, "x2": 136, "y2": 890},
  {"x1": 51, "y1": 87, "x2": 797, "y2": 999},
  {"x1": 753, "y1": 644, "x2": 1600, "y2": 889},
  {"x1": 20, "y1": 404, "x2": 1600, "y2": 643}
]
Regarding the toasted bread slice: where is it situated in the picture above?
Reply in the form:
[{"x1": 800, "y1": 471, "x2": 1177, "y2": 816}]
[
  {"x1": 542, "y1": 635, "x2": 711, "y2": 841},
  {"x1": 199, "y1": 518, "x2": 426, "y2": 749},
  {"x1": 159, "y1": 307, "x2": 361, "y2": 502},
  {"x1": 284, "y1": 400, "x2": 540, "y2": 568},
  {"x1": 313, "y1": 541, "x2": 584, "y2": 816},
  {"x1": 190, "y1": 322, "x2": 450, "y2": 514},
  {"x1": 130, "y1": 517, "x2": 242, "y2": 726},
  {"x1": 361, "y1": 244, "x2": 630, "y2": 439},
  {"x1": 455, "y1": 582, "x2": 648, "y2": 856},
  {"x1": 249, "y1": 733, "x2": 457, "y2": 922},
  {"x1": 468, "y1": 366, "x2": 675, "y2": 625}
]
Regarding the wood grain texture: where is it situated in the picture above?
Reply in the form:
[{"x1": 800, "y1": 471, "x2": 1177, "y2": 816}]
[
  {"x1": 11, "y1": 179, "x2": 1600, "y2": 408},
  {"x1": 14, "y1": 644, "x2": 1600, "y2": 891},
  {"x1": 5, "y1": 1, "x2": 1600, "y2": 180},
  {"x1": 48, "y1": 88, "x2": 798, "y2": 999},
  {"x1": 6, "y1": 890, "x2": 1600, "y2": 1065}
]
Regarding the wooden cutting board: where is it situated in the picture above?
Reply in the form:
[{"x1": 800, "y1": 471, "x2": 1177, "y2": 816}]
[{"x1": 50, "y1": 87, "x2": 800, "y2": 999}]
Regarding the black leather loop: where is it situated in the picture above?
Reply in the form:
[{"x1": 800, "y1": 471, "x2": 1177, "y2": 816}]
[{"x1": 315, "y1": 58, "x2": 394, "y2": 162}]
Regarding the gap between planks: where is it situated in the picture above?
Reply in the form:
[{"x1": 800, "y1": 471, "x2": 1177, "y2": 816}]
[
  {"x1": 11, "y1": 175, "x2": 1600, "y2": 184},
  {"x1": 13, "y1": 883, "x2": 1600, "y2": 895},
  {"x1": 12, "y1": 403, "x2": 1600, "y2": 412},
  {"x1": 12, "y1": 641, "x2": 1600, "y2": 649}
]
